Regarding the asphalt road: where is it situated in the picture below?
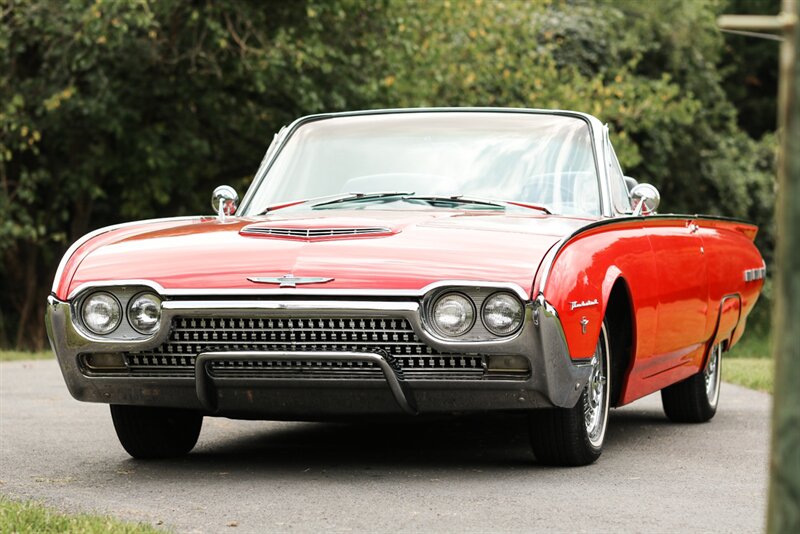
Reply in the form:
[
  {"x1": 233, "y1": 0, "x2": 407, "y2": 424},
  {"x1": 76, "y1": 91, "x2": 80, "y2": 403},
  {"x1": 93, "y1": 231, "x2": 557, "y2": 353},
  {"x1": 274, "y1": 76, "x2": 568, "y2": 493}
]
[{"x1": 1, "y1": 358, "x2": 771, "y2": 533}]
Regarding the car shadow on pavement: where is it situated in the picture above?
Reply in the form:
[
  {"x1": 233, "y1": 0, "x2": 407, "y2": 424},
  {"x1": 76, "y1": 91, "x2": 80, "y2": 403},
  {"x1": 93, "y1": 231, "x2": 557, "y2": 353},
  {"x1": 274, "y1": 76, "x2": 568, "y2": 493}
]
[
  {"x1": 191, "y1": 414, "x2": 537, "y2": 469},
  {"x1": 119, "y1": 405, "x2": 676, "y2": 473}
]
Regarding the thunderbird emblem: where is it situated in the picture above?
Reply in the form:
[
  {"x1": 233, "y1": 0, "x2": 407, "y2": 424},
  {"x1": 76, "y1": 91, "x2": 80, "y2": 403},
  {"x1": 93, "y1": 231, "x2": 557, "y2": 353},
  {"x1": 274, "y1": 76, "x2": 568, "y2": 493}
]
[{"x1": 248, "y1": 274, "x2": 335, "y2": 288}]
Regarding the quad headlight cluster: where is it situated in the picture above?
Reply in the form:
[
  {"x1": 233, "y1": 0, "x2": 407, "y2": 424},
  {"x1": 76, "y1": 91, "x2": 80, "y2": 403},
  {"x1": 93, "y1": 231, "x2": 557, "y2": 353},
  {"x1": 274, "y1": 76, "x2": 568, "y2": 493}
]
[
  {"x1": 79, "y1": 291, "x2": 162, "y2": 336},
  {"x1": 429, "y1": 291, "x2": 524, "y2": 339}
]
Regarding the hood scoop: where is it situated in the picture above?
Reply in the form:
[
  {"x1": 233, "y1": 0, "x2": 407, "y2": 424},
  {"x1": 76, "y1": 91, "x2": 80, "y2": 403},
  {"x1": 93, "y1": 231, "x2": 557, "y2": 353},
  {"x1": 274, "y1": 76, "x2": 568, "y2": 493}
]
[{"x1": 240, "y1": 224, "x2": 395, "y2": 240}]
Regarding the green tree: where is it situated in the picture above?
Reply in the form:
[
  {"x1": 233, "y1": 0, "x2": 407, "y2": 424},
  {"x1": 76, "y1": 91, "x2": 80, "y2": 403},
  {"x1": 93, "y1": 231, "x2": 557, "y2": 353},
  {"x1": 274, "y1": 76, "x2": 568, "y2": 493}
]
[{"x1": 0, "y1": 0, "x2": 387, "y2": 347}]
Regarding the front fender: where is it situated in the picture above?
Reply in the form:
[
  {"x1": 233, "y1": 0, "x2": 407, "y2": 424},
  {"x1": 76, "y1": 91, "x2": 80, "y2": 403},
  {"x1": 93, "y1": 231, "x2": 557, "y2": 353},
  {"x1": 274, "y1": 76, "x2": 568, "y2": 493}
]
[{"x1": 535, "y1": 219, "x2": 659, "y2": 360}]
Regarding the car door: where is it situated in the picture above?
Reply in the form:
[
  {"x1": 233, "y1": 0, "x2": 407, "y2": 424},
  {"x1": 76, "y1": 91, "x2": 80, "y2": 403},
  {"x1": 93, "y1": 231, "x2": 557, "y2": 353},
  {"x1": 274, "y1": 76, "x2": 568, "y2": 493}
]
[
  {"x1": 648, "y1": 219, "x2": 709, "y2": 366},
  {"x1": 605, "y1": 135, "x2": 708, "y2": 371}
]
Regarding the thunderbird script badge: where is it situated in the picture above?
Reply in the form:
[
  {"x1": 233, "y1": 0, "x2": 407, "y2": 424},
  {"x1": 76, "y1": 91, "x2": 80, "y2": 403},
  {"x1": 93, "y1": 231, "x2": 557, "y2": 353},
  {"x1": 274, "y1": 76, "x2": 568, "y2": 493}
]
[{"x1": 247, "y1": 273, "x2": 335, "y2": 288}]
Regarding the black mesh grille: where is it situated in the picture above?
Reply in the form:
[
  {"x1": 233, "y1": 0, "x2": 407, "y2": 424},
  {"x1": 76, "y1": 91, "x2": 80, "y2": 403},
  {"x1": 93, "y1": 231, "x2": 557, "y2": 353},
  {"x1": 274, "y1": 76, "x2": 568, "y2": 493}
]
[{"x1": 124, "y1": 316, "x2": 490, "y2": 380}]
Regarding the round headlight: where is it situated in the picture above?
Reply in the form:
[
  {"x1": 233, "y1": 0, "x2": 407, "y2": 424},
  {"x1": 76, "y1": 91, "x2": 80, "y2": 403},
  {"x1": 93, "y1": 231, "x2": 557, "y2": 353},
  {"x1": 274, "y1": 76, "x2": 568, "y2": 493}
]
[
  {"x1": 127, "y1": 293, "x2": 162, "y2": 334},
  {"x1": 431, "y1": 293, "x2": 475, "y2": 337},
  {"x1": 81, "y1": 292, "x2": 122, "y2": 335},
  {"x1": 482, "y1": 292, "x2": 524, "y2": 336}
]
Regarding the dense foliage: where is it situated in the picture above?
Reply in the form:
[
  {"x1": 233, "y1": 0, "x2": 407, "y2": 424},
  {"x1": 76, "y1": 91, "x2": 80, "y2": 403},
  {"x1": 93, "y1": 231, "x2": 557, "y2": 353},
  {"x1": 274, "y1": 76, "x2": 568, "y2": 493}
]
[{"x1": 0, "y1": 0, "x2": 777, "y2": 348}]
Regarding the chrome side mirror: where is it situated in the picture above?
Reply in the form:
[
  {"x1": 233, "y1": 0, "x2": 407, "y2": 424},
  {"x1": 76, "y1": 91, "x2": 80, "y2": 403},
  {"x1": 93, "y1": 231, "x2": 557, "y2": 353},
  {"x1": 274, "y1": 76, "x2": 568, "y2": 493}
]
[
  {"x1": 212, "y1": 185, "x2": 238, "y2": 222},
  {"x1": 630, "y1": 183, "x2": 660, "y2": 216},
  {"x1": 624, "y1": 176, "x2": 638, "y2": 193}
]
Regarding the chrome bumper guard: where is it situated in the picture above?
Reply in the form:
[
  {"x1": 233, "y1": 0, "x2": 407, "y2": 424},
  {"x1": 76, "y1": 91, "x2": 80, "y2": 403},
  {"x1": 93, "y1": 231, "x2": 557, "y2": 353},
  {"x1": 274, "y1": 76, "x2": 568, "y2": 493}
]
[
  {"x1": 45, "y1": 294, "x2": 592, "y2": 416},
  {"x1": 196, "y1": 351, "x2": 417, "y2": 414}
]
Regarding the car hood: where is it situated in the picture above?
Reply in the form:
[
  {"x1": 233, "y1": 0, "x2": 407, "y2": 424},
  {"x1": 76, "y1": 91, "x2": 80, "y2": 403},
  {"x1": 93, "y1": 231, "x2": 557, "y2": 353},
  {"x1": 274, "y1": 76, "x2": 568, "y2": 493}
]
[{"x1": 62, "y1": 208, "x2": 594, "y2": 299}]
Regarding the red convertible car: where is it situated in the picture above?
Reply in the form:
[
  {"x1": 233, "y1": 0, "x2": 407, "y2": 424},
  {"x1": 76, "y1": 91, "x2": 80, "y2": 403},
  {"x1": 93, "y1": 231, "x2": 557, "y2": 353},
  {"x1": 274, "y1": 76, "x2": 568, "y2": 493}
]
[{"x1": 46, "y1": 108, "x2": 764, "y2": 466}]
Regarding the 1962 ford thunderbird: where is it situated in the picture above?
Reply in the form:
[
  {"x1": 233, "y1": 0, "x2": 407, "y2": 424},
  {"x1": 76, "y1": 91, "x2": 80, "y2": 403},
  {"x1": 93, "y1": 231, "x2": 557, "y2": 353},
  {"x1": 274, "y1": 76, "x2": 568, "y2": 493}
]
[{"x1": 46, "y1": 108, "x2": 764, "y2": 466}]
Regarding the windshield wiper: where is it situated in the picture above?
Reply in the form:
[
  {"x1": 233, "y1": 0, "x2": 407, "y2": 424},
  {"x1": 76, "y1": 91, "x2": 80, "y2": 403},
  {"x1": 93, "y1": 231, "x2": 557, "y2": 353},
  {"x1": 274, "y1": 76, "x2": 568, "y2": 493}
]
[
  {"x1": 258, "y1": 191, "x2": 414, "y2": 215},
  {"x1": 402, "y1": 195, "x2": 504, "y2": 208},
  {"x1": 309, "y1": 191, "x2": 415, "y2": 208},
  {"x1": 404, "y1": 195, "x2": 551, "y2": 214}
]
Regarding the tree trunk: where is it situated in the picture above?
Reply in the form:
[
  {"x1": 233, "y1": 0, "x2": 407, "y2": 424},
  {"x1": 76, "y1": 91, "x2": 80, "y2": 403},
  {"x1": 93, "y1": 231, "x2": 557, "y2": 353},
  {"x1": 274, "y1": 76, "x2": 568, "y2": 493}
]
[
  {"x1": 9, "y1": 243, "x2": 47, "y2": 350},
  {"x1": 767, "y1": 0, "x2": 800, "y2": 530}
]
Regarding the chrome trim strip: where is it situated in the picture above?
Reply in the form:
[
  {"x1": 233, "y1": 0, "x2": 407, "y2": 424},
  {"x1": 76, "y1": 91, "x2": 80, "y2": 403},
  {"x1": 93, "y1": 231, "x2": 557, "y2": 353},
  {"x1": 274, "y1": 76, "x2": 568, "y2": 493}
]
[
  {"x1": 711, "y1": 293, "x2": 743, "y2": 350},
  {"x1": 66, "y1": 279, "x2": 530, "y2": 303},
  {"x1": 162, "y1": 300, "x2": 419, "y2": 313},
  {"x1": 51, "y1": 217, "x2": 201, "y2": 294},
  {"x1": 194, "y1": 351, "x2": 418, "y2": 414}
]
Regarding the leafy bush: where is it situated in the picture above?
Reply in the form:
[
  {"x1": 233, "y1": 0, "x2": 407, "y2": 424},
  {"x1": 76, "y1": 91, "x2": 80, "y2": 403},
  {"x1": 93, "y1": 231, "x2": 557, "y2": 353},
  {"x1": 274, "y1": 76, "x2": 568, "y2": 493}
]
[{"x1": 0, "y1": 0, "x2": 776, "y2": 348}]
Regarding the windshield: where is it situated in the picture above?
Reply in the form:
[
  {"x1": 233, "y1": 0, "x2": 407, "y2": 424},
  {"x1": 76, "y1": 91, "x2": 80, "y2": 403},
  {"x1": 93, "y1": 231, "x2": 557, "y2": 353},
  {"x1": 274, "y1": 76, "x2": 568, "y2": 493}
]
[{"x1": 242, "y1": 112, "x2": 600, "y2": 216}]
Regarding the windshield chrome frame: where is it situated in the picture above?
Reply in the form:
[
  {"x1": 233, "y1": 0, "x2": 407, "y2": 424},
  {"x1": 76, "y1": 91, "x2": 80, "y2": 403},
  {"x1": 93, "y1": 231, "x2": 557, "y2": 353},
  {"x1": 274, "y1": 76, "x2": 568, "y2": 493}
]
[{"x1": 238, "y1": 108, "x2": 612, "y2": 218}]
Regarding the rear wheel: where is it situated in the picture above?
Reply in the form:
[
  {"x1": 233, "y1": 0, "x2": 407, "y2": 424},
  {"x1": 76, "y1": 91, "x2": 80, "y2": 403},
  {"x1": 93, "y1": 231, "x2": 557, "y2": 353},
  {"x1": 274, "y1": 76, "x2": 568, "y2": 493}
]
[
  {"x1": 110, "y1": 405, "x2": 203, "y2": 459},
  {"x1": 529, "y1": 321, "x2": 611, "y2": 466},
  {"x1": 661, "y1": 342, "x2": 722, "y2": 423}
]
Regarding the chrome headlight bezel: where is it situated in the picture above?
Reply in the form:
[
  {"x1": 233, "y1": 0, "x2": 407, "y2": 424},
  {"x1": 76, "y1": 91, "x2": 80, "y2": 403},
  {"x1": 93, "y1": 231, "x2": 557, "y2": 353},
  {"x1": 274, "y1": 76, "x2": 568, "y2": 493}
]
[
  {"x1": 79, "y1": 291, "x2": 123, "y2": 335},
  {"x1": 72, "y1": 284, "x2": 165, "y2": 340},
  {"x1": 429, "y1": 292, "x2": 476, "y2": 338},
  {"x1": 481, "y1": 291, "x2": 525, "y2": 336},
  {"x1": 127, "y1": 292, "x2": 162, "y2": 335}
]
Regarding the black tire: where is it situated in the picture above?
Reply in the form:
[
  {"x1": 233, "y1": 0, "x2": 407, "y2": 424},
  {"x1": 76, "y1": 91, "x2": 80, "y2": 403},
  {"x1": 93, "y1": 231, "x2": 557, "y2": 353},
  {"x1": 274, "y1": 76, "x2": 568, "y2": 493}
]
[
  {"x1": 529, "y1": 321, "x2": 611, "y2": 467},
  {"x1": 110, "y1": 405, "x2": 203, "y2": 459},
  {"x1": 661, "y1": 343, "x2": 721, "y2": 423}
]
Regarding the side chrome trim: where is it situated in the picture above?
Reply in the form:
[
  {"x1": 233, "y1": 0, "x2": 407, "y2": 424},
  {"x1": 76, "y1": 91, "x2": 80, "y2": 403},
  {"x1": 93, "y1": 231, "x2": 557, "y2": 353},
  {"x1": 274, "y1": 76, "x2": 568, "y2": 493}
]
[
  {"x1": 195, "y1": 351, "x2": 418, "y2": 414},
  {"x1": 743, "y1": 266, "x2": 767, "y2": 282},
  {"x1": 66, "y1": 278, "x2": 530, "y2": 303},
  {"x1": 51, "y1": 217, "x2": 202, "y2": 294}
]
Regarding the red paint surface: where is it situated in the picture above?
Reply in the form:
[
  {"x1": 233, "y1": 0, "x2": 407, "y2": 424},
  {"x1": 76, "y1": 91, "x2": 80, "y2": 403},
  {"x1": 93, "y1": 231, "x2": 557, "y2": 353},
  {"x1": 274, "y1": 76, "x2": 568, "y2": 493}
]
[
  {"x1": 541, "y1": 217, "x2": 762, "y2": 405},
  {"x1": 59, "y1": 209, "x2": 589, "y2": 299}
]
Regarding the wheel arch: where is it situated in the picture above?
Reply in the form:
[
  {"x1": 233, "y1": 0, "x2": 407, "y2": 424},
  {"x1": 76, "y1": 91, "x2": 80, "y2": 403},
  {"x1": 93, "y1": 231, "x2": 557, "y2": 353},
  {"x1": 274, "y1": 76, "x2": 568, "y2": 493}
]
[{"x1": 603, "y1": 276, "x2": 635, "y2": 407}]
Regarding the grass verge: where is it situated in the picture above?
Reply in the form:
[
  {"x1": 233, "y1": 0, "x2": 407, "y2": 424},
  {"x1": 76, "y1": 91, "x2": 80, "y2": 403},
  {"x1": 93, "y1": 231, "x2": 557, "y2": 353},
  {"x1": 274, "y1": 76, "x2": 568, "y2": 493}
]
[
  {"x1": 726, "y1": 332, "x2": 772, "y2": 359},
  {"x1": 721, "y1": 333, "x2": 773, "y2": 393},
  {"x1": 0, "y1": 351, "x2": 53, "y2": 362},
  {"x1": 724, "y1": 357, "x2": 774, "y2": 394},
  {"x1": 0, "y1": 497, "x2": 162, "y2": 533}
]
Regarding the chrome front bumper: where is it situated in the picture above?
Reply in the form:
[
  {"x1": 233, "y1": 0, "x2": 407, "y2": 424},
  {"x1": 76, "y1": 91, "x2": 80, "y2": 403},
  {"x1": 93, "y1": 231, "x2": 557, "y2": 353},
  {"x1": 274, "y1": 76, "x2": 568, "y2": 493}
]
[{"x1": 45, "y1": 294, "x2": 592, "y2": 417}]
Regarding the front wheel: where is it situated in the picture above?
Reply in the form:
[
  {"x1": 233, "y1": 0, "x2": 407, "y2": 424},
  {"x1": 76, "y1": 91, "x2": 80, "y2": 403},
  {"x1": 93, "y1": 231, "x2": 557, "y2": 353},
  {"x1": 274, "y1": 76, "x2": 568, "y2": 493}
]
[
  {"x1": 110, "y1": 405, "x2": 203, "y2": 459},
  {"x1": 529, "y1": 321, "x2": 611, "y2": 466},
  {"x1": 661, "y1": 342, "x2": 722, "y2": 423}
]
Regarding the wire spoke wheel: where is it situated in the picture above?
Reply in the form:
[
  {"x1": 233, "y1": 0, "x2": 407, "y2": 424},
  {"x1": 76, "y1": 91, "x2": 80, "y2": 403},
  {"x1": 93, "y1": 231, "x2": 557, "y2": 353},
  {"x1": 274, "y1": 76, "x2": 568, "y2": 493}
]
[
  {"x1": 584, "y1": 330, "x2": 610, "y2": 448},
  {"x1": 704, "y1": 343, "x2": 722, "y2": 407},
  {"x1": 529, "y1": 320, "x2": 611, "y2": 466},
  {"x1": 661, "y1": 342, "x2": 722, "y2": 423}
]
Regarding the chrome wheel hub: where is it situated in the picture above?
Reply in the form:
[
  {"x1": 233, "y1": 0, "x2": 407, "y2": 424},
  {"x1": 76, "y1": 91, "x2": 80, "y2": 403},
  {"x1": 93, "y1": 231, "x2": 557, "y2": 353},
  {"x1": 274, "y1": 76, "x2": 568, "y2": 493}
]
[{"x1": 704, "y1": 343, "x2": 722, "y2": 407}]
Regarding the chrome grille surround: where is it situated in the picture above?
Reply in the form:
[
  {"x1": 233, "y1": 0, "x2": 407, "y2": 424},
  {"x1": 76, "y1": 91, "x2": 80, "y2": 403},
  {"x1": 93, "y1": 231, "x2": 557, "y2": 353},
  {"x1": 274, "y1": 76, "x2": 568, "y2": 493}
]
[{"x1": 48, "y1": 288, "x2": 596, "y2": 412}]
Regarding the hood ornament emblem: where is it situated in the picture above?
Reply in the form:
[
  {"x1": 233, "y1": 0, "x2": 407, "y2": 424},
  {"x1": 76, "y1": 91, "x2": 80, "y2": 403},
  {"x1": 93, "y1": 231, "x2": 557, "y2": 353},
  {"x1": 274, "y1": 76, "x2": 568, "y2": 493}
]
[{"x1": 248, "y1": 274, "x2": 335, "y2": 288}]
